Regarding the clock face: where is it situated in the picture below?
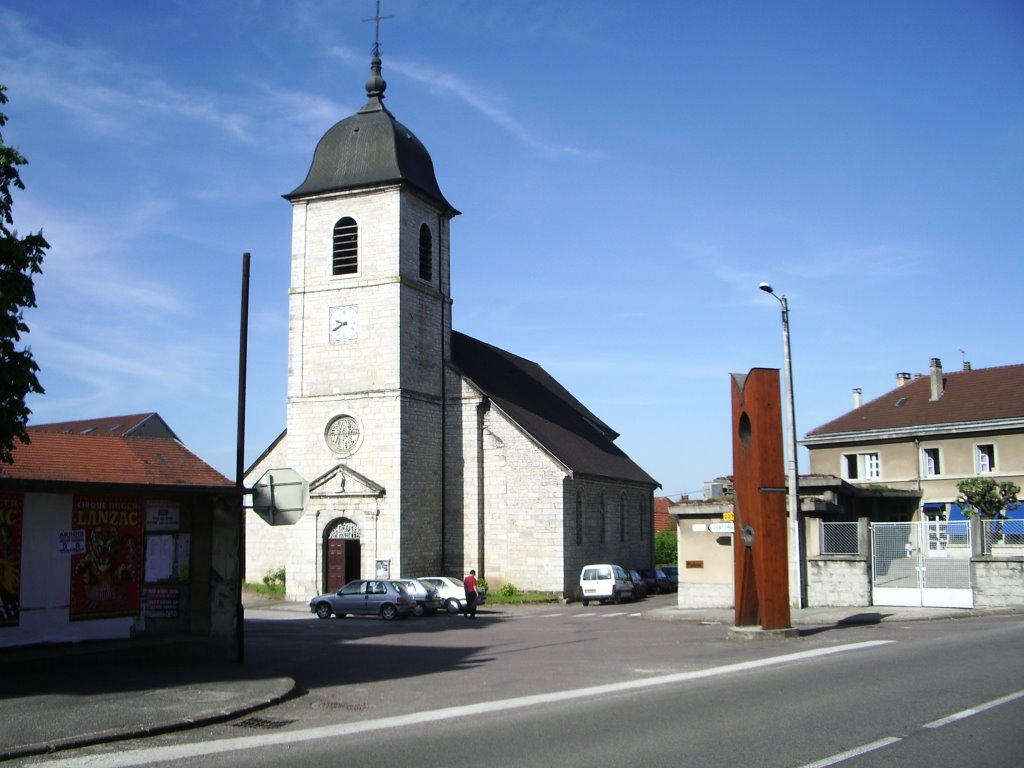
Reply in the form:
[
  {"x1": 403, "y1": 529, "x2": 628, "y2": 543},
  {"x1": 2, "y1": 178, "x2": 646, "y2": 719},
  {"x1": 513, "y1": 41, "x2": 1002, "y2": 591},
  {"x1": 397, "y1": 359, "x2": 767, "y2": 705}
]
[
  {"x1": 329, "y1": 305, "x2": 358, "y2": 342},
  {"x1": 325, "y1": 415, "x2": 361, "y2": 456}
]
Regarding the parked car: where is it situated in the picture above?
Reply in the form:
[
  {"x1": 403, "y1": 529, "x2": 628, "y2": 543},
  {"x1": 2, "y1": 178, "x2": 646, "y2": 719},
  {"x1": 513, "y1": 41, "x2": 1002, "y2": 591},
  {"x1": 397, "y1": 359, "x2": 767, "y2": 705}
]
[
  {"x1": 660, "y1": 565, "x2": 679, "y2": 591},
  {"x1": 638, "y1": 568, "x2": 673, "y2": 594},
  {"x1": 397, "y1": 578, "x2": 444, "y2": 616},
  {"x1": 579, "y1": 563, "x2": 635, "y2": 606},
  {"x1": 628, "y1": 569, "x2": 648, "y2": 599},
  {"x1": 417, "y1": 576, "x2": 487, "y2": 614},
  {"x1": 309, "y1": 579, "x2": 416, "y2": 621}
]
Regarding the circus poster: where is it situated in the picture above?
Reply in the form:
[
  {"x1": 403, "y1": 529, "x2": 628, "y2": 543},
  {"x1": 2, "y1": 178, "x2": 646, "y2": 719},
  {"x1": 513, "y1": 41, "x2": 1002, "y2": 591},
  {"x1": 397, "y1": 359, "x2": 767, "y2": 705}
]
[
  {"x1": 0, "y1": 492, "x2": 23, "y2": 627},
  {"x1": 69, "y1": 495, "x2": 143, "y2": 621}
]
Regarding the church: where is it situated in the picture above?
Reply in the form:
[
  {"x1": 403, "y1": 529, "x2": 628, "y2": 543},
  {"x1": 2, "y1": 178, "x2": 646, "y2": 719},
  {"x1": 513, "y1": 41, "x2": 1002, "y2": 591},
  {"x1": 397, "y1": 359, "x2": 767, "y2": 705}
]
[{"x1": 244, "y1": 48, "x2": 658, "y2": 602}]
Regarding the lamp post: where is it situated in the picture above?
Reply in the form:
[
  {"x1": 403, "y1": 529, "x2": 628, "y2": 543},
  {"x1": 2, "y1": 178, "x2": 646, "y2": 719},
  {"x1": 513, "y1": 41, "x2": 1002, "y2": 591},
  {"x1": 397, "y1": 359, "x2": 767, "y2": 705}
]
[{"x1": 758, "y1": 282, "x2": 803, "y2": 607}]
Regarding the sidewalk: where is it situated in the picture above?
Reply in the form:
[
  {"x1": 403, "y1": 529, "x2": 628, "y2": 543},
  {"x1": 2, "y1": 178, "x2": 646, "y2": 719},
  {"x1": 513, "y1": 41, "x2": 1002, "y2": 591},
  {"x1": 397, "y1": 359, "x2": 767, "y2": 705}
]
[{"x1": 1, "y1": 600, "x2": 1019, "y2": 761}]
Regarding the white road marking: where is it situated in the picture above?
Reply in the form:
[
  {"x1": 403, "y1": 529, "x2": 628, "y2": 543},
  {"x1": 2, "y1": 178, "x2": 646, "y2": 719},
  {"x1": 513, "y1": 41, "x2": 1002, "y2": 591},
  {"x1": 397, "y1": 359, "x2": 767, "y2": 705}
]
[
  {"x1": 923, "y1": 688, "x2": 1024, "y2": 728},
  {"x1": 797, "y1": 737, "x2": 903, "y2": 768},
  {"x1": 34, "y1": 641, "x2": 894, "y2": 768},
  {"x1": 796, "y1": 688, "x2": 1024, "y2": 767}
]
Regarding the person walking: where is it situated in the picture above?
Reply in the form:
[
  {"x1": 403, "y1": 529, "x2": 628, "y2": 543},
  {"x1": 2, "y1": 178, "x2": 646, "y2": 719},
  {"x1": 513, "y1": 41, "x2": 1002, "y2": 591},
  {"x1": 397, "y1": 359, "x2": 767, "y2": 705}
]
[{"x1": 463, "y1": 569, "x2": 478, "y2": 618}]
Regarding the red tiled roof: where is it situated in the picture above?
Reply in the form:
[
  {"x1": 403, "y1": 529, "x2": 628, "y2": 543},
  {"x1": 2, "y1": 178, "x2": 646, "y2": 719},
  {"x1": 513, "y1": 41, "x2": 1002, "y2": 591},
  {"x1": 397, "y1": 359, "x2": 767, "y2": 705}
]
[
  {"x1": 1, "y1": 433, "x2": 234, "y2": 490},
  {"x1": 28, "y1": 413, "x2": 178, "y2": 440},
  {"x1": 654, "y1": 496, "x2": 672, "y2": 532},
  {"x1": 806, "y1": 363, "x2": 1024, "y2": 438}
]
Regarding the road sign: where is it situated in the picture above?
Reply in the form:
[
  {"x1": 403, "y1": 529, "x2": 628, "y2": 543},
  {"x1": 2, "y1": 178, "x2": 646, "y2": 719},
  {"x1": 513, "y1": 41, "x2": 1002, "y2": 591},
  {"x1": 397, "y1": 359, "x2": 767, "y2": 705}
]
[{"x1": 251, "y1": 468, "x2": 309, "y2": 525}]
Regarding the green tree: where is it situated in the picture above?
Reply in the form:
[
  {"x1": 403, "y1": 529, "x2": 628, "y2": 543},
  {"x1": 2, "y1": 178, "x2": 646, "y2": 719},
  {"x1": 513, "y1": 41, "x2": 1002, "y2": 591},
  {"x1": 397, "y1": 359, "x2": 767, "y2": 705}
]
[
  {"x1": 654, "y1": 528, "x2": 677, "y2": 566},
  {"x1": 956, "y1": 477, "x2": 1020, "y2": 521},
  {"x1": 0, "y1": 84, "x2": 47, "y2": 464}
]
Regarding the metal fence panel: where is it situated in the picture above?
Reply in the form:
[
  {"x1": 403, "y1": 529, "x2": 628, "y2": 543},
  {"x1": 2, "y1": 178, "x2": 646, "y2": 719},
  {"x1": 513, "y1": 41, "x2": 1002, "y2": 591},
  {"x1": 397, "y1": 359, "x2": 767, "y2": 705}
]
[{"x1": 820, "y1": 521, "x2": 860, "y2": 555}]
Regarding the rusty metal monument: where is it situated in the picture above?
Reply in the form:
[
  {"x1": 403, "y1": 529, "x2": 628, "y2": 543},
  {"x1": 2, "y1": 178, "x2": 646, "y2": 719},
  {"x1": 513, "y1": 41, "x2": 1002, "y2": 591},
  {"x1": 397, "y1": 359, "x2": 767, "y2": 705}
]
[{"x1": 730, "y1": 368, "x2": 795, "y2": 637}]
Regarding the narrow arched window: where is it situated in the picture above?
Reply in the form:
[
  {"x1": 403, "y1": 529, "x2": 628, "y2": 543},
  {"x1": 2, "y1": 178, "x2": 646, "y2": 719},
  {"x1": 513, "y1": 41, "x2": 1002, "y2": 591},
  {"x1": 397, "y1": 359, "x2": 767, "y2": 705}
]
[
  {"x1": 576, "y1": 492, "x2": 583, "y2": 546},
  {"x1": 418, "y1": 223, "x2": 433, "y2": 281},
  {"x1": 620, "y1": 494, "x2": 626, "y2": 542},
  {"x1": 332, "y1": 217, "x2": 358, "y2": 275}
]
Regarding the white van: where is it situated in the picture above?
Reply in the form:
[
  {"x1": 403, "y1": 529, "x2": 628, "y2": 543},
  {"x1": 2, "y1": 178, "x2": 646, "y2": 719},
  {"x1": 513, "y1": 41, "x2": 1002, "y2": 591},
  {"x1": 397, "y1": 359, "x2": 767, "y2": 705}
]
[{"x1": 579, "y1": 563, "x2": 635, "y2": 606}]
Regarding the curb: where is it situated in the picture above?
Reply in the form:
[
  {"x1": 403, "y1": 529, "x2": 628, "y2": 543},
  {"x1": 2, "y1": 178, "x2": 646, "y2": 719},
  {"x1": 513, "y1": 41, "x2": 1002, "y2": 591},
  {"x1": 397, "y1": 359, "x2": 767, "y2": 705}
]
[{"x1": 0, "y1": 676, "x2": 297, "y2": 762}]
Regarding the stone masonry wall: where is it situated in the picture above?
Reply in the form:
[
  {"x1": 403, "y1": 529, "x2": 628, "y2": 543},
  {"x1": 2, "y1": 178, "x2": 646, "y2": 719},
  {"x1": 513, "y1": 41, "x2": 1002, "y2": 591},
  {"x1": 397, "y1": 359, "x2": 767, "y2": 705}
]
[
  {"x1": 972, "y1": 558, "x2": 1024, "y2": 608},
  {"x1": 806, "y1": 557, "x2": 871, "y2": 607}
]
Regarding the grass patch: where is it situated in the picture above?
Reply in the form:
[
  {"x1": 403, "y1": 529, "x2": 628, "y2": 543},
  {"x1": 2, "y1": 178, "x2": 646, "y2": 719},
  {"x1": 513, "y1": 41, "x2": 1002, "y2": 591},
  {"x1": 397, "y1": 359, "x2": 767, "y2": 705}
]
[
  {"x1": 243, "y1": 581, "x2": 286, "y2": 598},
  {"x1": 484, "y1": 592, "x2": 562, "y2": 605}
]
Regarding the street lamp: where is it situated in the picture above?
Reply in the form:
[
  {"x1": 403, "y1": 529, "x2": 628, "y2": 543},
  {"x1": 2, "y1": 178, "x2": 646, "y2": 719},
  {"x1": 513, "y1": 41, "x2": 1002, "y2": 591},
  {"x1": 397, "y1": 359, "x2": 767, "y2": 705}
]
[{"x1": 759, "y1": 281, "x2": 803, "y2": 607}]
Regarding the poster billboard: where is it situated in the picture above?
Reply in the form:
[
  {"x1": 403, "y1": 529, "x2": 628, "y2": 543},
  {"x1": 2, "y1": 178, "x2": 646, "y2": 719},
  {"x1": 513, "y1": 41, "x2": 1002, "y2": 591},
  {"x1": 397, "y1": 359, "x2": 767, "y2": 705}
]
[
  {"x1": 69, "y1": 495, "x2": 143, "y2": 621},
  {"x1": 0, "y1": 492, "x2": 23, "y2": 627}
]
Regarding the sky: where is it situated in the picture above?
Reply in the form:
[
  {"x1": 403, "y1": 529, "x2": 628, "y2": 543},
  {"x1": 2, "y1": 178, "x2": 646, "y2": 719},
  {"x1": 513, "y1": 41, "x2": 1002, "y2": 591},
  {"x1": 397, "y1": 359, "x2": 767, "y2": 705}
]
[{"x1": 2, "y1": 0, "x2": 1022, "y2": 499}]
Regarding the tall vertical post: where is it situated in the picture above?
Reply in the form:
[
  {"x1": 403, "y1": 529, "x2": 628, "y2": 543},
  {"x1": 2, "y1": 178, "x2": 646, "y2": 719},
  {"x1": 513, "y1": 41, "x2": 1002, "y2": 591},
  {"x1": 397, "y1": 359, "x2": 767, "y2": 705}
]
[
  {"x1": 760, "y1": 283, "x2": 804, "y2": 608},
  {"x1": 235, "y1": 252, "x2": 251, "y2": 663},
  {"x1": 731, "y1": 369, "x2": 793, "y2": 633}
]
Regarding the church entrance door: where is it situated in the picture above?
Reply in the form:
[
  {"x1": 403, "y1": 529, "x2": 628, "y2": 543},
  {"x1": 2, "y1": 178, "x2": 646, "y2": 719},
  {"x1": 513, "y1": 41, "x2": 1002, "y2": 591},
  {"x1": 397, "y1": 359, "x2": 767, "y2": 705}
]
[{"x1": 324, "y1": 519, "x2": 362, "y2": 593}]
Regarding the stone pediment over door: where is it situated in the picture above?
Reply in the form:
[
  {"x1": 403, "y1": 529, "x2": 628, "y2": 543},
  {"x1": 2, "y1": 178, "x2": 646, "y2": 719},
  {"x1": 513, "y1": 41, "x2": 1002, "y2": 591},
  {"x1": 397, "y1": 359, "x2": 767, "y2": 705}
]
[{"x1": 309, "y1": 463, "x2": 386, "y2": 500}]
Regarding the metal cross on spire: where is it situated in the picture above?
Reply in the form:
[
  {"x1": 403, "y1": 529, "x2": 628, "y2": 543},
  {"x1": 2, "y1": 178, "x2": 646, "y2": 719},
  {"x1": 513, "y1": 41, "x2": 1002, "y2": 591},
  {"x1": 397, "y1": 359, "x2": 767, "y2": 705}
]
[{"x1": 363, "y1": 0, "x2": 394, "y2": 57}]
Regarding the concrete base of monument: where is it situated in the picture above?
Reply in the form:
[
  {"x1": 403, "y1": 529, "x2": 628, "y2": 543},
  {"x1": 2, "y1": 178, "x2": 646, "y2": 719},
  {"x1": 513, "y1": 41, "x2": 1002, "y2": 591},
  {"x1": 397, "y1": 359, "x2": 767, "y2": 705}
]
[{"x1": 727, "y1": 624, "x2": 800, "y2": 641}]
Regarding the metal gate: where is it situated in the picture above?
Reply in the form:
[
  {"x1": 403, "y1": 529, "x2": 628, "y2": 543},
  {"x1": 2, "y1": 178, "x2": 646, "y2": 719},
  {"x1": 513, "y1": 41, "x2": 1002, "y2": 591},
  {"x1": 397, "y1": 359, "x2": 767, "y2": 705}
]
[{"x1": 871, "y1": 521, "x2": 973, "y2": 608}]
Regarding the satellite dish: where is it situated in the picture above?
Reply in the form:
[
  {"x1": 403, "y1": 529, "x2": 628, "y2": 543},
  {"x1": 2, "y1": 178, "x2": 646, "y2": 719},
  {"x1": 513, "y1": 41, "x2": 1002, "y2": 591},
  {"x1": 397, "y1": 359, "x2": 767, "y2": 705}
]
[{"x1": 251, "y1": 468, "x2": 309, "y2": 525}]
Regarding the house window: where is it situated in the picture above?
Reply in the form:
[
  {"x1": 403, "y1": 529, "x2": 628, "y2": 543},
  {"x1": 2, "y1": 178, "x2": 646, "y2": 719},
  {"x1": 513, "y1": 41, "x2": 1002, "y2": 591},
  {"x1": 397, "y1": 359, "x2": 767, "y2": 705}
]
[
  {"x1": 418, "y1": 223, "x2": 432, "y2": 281},
  {"x1": 332, "y1": 217, "x2": 358, "y2": 275},
  {"x1": 922, "y1": 447, "x2": 941, "y2": 477},
  {"x1": 575, "y1": 492, "x2": 583, "y2": 545},
  {"x1": 844, "y1": 452, "x2": 881, "y2": 480},
  {"x1": 976, "y1": 444, "x2": 996, "y2": 474},
  {"x1": 599, "y1": 495, "x2": 607, "y2": 544}
]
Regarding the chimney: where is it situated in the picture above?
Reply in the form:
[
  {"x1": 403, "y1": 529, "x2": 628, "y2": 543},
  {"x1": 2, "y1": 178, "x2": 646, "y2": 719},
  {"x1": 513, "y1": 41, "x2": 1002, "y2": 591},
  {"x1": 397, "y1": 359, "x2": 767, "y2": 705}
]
[
  {"x1": 929, "y1": 358, "x2": 944, "y2": 401},
  {"x1": 963, "y1": 361, "x2": 972, "y2": 371},
  {"x1": 896, "y1": 372, "x2": 912, "y2": 387},
  {"x1": 852, "y1": 388, "x2": 862, "y2": 408}
]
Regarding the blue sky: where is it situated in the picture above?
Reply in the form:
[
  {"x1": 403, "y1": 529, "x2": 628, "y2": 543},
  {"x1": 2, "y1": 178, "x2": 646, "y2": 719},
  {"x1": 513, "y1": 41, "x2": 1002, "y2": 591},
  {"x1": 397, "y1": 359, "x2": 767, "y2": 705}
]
[{"x1": 3, "y1": 1, "x2": 1022, "y2": 498}]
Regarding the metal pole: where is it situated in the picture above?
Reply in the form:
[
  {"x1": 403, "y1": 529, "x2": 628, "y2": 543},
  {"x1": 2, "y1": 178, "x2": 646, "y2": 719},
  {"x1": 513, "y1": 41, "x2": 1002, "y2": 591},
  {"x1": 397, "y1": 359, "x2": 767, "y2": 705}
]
[
  {"x1": 760, "y1": 282, "x2": 804, "y2": 608},
  {"x1": 779, "y1": 295, "x2": 804, "y2": 608},
  {"x1": 235, "y1": 252, "x2": 251, "y2": 663}
]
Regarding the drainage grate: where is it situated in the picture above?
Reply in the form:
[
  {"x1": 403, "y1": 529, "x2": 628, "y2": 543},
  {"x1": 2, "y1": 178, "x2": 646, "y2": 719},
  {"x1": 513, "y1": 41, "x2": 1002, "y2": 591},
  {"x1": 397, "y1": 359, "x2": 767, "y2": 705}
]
[{"x1": 233, "y1": 716, "x2": 295, "y2": 730}]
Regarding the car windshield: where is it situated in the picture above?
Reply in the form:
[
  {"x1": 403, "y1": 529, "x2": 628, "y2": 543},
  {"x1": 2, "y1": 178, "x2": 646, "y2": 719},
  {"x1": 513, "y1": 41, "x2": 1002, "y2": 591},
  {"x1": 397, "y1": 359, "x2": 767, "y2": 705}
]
[{"x1": 392, "y1": 582, "x2": 409, "y2": 593}]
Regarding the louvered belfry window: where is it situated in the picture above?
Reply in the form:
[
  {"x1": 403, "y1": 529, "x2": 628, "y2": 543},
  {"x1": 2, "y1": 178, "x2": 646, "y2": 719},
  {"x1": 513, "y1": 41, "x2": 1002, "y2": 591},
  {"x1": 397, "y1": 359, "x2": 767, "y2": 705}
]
[
  {"x1": 332, "y1": 217, "x2": 358, "y2": 275},
  {"x1": 418, "y1": 223, "x2": 433, "y2": 281}
]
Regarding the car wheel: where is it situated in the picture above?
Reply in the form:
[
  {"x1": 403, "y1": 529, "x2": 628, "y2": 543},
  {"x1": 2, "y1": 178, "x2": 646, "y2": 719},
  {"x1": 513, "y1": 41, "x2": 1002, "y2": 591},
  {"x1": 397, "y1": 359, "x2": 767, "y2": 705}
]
[
  {"x1": 581, "y1": 599, "x2": 589, "y2": 607},
  {"x1": 611, "y1": 589, "x2": 621, "y2": 605},
  {"x1": 380, "y1": 603, "x2": 398, "y2": 621},
  {"x1": 413, "y1": 603, "x2": 425, "y2": 618},
  {"x1": 446, "y1": 598, "x2": 461, "y2": 614},
  {"x1": 314, "y1": 602, "x2": 332, "y2": 619}
]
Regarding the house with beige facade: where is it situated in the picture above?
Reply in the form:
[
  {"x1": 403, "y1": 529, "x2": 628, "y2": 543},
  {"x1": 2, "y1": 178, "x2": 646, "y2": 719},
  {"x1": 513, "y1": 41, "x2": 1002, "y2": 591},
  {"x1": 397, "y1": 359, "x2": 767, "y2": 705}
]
[
  {"x1": 802, "y1": 358, "x2": 1024, "y2": 521},
  {"x1": 244, "y1": 51, "x2": 658, "y2": 603}
]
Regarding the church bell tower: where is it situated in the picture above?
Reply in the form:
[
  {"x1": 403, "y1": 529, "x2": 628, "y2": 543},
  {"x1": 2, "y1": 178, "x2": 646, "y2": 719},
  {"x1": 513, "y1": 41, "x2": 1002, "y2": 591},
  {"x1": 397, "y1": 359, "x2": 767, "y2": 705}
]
[{"x1": 283, "y1": 50, "x2": 459, "y2": 590}]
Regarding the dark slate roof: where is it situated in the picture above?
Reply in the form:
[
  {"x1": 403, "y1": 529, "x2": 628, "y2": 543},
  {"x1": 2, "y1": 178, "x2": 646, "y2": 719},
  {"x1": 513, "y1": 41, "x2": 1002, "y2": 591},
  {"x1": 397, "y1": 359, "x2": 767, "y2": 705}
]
[
  {"x1": 28, "y1": 412, "x2": 180, "y2": 441},
  {"x1": 285, "y1": 54, "x2": 456, "y2": 212},
  {"x1": 806, "y1": 363, "x2": 1024, "y2": 438},
  {"x1": 1, "y1": 432, "x2": 234, "y2": 492},
  {"x1": 451, "y1": 332, "x2": 659, "y2": 487}
]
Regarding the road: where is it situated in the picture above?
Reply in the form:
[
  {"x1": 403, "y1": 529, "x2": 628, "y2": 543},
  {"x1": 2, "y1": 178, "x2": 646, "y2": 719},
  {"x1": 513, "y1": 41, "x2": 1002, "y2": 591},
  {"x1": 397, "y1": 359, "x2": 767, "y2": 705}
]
[{"x1": 17, "y1": 596, "x2": 1024, "y2": 767}]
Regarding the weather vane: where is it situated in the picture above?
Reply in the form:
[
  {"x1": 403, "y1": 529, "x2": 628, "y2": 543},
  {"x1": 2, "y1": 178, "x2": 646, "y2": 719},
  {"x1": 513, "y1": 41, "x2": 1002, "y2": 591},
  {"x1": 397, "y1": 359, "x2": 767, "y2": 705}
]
[{"x1": 363, "y1": 0, "x2": 394, "y2": 57}]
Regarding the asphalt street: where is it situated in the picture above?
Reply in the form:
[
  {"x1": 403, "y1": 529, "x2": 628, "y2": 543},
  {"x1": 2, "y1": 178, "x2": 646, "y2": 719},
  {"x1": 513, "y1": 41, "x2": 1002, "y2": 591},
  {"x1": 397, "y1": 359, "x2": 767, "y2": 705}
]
[{"x1": 3, "y1": 595, "x2": 1023, "y2": 767}]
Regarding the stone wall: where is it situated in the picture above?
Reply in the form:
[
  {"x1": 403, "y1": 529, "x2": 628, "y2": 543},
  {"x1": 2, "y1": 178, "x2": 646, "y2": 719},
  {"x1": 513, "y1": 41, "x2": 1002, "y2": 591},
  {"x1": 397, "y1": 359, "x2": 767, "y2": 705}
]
[
  {"x1": 972, "y1": 558, "x2": 1024, "y2": 608},
  {"x1": 806, "y1": 557, "x2": 871, "y2": 607}
]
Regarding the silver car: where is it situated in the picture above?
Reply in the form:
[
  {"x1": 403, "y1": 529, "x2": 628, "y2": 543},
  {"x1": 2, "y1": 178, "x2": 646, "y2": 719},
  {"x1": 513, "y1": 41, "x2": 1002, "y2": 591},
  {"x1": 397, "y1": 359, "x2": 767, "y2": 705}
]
[
  {"x1": 309, "y1": 579, "x2": 416, "y2": 621},
  {"x1": 397, "y1": 578, "x2": 444, "y2": 616}
]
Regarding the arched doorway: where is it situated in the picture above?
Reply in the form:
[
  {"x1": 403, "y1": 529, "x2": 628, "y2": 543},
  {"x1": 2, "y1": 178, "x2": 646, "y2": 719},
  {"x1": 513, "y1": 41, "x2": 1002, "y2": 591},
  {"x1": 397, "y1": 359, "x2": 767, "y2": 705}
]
[{"x1": 323, "y1": 518, "x2": 361, "y2": 593}]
